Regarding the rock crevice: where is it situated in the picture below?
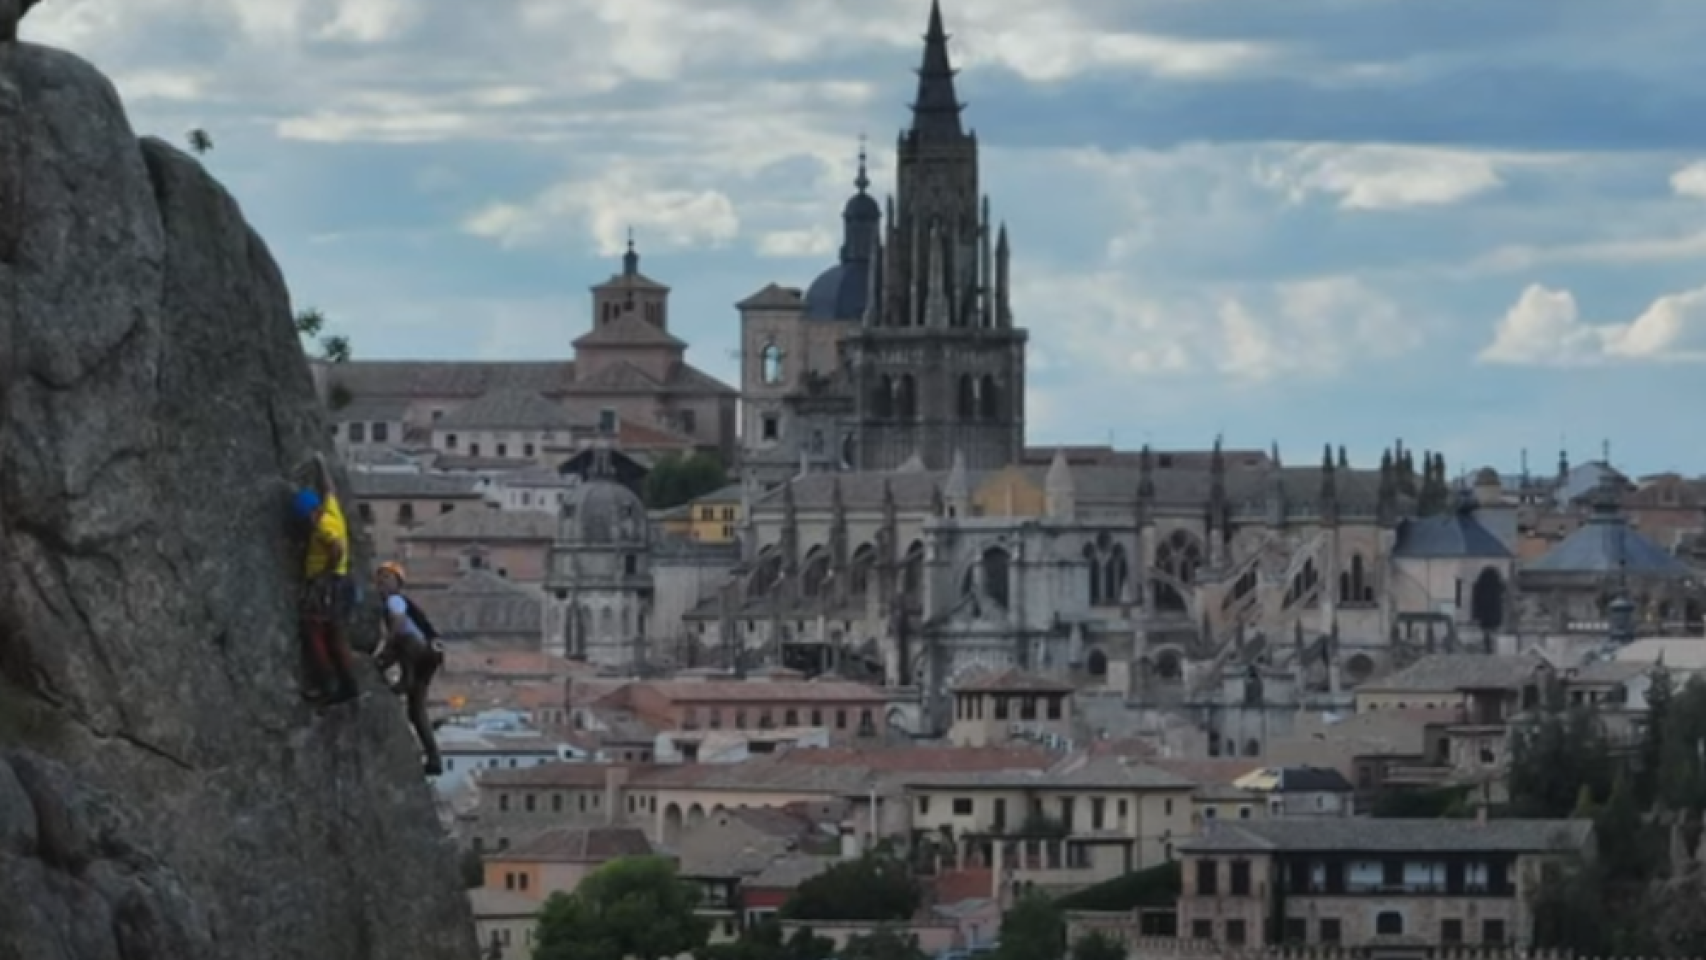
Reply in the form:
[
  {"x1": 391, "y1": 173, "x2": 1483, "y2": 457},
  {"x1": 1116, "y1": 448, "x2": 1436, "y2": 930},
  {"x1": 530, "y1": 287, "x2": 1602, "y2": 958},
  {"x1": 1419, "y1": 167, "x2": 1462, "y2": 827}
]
[{"x1": 0, "y1": 38, "x2": 474, "y2": 960}]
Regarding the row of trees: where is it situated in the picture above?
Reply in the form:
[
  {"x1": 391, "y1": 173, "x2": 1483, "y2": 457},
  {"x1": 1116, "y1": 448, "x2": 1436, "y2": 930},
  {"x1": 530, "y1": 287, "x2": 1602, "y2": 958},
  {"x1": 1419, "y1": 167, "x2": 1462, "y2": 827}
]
[
  {"x1": 525, "y1": 851, "x2": 1131, "y2": 960},
  {"x1": 1507, "y1": 670, "x2": 1706, "y2": 955}
]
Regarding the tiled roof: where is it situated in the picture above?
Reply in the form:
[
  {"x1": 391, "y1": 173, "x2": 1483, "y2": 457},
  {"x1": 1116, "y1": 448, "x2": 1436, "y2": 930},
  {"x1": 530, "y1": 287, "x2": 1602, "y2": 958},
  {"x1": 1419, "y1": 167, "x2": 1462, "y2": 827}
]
[
  {"x1": 334, "y1": 397, "x2": 411, "y2": 421},
  {"x1": 1145, "y1": 758, "x2": 1264, "y2": 787},
  {"x1": 1524, "y1": 504, "x2": 1693, "y2": 577},
  {"x1": 573, "y1": 315, "x2": 687, "y2": 349},
  {"x1": 328, "y1": 361, "x2": 576, "y2": 398},
  {"x1": 1179, "y1": 818, "x2": 1593, "y2": 854},
  {"x1": 402, "y1": 507, "x2": 556, "y2": 541},
  {"x1": 1359, "y1": 653, "x2": 1547, "y2": 693},
  {"x1": 777, "y1": 746, "x2": 1055, "y2": 773},
  {"x1": 473, "y1": 762, "x2": 637, "y2": 788},
  {"x1": 953, "y1": 668, "x2": 1072, "y2": 694},
  {"x1": 350, "y1": 471, "x2": 482, "y2": 499},
  {"x1": 434, "y1": 390, "x2": 580, "y2": 431},
  {"x1": 904, "y1": 754, "x2": 1193, "y2": 791},
  {"x1": 748, "y1": 854, "x2": 837, "y2": 889},
  {"x1": 640, "y1": 680, "x2": 887, "y2": 704},
  {"x1": 633, "y1": 757, "x2": 877, "y2": 795},
  {"x1": 737, "y1": 284, "x2": 804, "y2": 310},
  {"x1": 497, "y1": 826, "x2": 655, "y2": 863},
  {"x1": 753, "y1": 463, "x2": 1387, "y2": 515},
  {"x1": 1393, "y1": 508, "x2": 1513, "y2": 560}
]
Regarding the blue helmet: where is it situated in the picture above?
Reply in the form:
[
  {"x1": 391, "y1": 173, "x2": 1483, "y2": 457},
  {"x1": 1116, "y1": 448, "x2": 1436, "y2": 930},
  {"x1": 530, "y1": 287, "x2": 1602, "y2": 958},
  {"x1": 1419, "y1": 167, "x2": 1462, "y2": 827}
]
[{"x1": 292, "y1": 487, "x2": 323, "y2": 520}]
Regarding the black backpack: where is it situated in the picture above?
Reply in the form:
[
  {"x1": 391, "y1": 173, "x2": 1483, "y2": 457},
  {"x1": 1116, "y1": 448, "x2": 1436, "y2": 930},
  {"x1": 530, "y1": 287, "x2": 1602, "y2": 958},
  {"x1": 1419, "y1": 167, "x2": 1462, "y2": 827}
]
[{"x1": 399, "y1": 595, "x2": 440, "y2": 641}]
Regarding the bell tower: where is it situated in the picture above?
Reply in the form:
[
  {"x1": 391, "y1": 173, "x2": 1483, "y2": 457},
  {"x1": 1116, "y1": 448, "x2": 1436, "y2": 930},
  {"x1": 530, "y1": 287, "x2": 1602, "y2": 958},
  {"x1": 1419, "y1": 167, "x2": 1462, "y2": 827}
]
[{"x1": 844, "y1": 0, "x2": 1027, "y2": 472}]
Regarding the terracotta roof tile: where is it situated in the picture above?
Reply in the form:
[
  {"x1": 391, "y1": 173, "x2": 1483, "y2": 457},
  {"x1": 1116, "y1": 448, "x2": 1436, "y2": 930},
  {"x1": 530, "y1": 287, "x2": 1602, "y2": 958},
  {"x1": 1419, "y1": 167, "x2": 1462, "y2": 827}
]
[
  {"x1": 495, "y1": 826, "x2": 655, "y2": 863},
  {"x1": 778, "y1": 746, "x2": 1055, "y2": 773},
  {"x1": 639, "y1": 680, "x2": 887, "y2": 704}
]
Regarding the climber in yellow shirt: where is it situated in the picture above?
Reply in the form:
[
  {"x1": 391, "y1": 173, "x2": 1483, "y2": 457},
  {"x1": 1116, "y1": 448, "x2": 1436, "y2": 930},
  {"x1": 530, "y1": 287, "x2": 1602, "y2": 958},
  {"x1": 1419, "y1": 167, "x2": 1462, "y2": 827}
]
[{"x1": 293, "y1": 452, "x2": 359, "y2": 707}]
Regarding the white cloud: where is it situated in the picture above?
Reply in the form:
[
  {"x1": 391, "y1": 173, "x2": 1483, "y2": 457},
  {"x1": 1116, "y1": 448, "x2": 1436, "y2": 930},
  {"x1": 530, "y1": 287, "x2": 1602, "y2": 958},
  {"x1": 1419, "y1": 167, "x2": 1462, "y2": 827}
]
[
  {"x1": 1478, "y1": 283, "x2": 1706, "y2": 366},
  {"x1": 1473, "y1": 231, "x2": 1706, "y2": 272},
  {"x1": 1253, "y1": 144, "x2": 1509, "y2": 211},
  {"x1": 1671, "y1": 161, "x2": 1706, "y2": 200},
  {"x1": 756, "y1": 228, "x2": 836, "y2": 259},
  {"x1": 1018, "y1": 272, "x2": 1418, "y2": 384},
  {"x1": 463, "y1": 169, "x2": 740, "y2": 255}
]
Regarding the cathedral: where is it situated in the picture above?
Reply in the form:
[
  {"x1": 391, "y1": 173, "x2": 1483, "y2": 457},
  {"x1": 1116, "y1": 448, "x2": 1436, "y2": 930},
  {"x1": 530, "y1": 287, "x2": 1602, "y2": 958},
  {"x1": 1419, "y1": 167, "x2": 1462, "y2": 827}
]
[
  {"x1": 696, "y1": 2, "x2": 1513, "y2": 736},
  {"x1": 737, "y1": 0, "x2": 1026, "y2": 487},
  {"x1": 529, "y1": 1, "x2": 1698, "y2": 748}
]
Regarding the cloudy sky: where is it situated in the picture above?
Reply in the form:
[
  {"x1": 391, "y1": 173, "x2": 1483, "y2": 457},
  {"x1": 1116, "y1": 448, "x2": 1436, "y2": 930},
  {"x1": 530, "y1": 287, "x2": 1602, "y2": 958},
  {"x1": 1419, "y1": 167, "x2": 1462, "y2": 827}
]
[{"x1": 26, "y1": 0, "x2": 1706, "y2": 476}]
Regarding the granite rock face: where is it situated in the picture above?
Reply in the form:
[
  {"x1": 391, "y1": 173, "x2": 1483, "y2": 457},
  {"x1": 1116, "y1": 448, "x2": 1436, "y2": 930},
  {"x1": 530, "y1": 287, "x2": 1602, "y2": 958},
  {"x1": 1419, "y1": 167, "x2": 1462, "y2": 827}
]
[{"x1": 0, "y1": 39, "x2": 476, "y2": 960}]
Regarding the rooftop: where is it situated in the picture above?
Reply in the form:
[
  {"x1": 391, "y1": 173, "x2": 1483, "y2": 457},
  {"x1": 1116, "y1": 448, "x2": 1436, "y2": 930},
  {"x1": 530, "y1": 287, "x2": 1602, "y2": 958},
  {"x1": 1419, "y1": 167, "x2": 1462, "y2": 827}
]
[
  {"x1": 1179, "y1": 818, "x2": 1593, "y2": 854},
  {"x1": 495, "y1": 826, "x2": 655, "y2": 863}
]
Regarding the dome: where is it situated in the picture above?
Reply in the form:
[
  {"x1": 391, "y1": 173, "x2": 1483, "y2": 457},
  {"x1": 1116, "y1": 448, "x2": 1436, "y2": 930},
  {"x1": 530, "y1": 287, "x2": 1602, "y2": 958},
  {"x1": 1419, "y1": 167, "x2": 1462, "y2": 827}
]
[
  {"x1": 1473, "y1": 466, "x2": 1501, "y2": 486},
  {"x1": 842, "y1": 191, "x2": 879, "y2": 222},
  {"x1": 560, "y1": 478, "x2": 647, "y2": 546},
  {"x1": 803, "y1": 261, "x2": 870, "y2": 321}
]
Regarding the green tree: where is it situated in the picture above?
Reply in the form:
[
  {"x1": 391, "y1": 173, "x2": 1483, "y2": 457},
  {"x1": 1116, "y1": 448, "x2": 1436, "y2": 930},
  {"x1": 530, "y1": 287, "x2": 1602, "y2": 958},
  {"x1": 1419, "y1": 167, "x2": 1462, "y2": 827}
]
[
  {"x1": 839, "y1": 927, "x2": 926, "y2": 960},
  {"x1": 996, "y1": 892, "x2": 1065, "y2": 960},
  {"x1": 1639, "y1": 664, "x2": 1674, "y2": 807},
  {"x1": 1070, "y1": 931, "x2": 1126, "y2": 960},
  {"x1": 187, "y1": 128, "x2": 213, "y2": 154},
  {"x1": 642, "y1": 452, "x2": 729, "y2": 510},
  {"x1": 1508, "y1": 703, "x2": 1613, "y2": 817},
  {"x1": 779, "y1": 852, "x2": 921, "y2": 923},
  {"x1": 695, "y1": 920, "x2": 833, "y2": 960},
  {"x1": 532, "y1": 856, "x2": 709, "y2": 960}
]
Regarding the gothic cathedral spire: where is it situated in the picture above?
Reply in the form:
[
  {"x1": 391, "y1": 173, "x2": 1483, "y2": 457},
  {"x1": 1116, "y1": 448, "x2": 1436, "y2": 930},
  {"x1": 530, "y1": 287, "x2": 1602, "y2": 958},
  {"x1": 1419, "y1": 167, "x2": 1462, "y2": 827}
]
[
  {"x1": 846, "y1": 0, "x2": 1026, "y2": 473},
  {"x1": 911, "y1": 0, "x2": 965, "y2": 140}
]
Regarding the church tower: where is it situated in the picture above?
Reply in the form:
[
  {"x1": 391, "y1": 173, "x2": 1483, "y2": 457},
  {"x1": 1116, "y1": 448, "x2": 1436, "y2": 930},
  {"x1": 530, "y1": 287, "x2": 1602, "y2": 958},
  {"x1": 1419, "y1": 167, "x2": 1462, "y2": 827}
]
[{"x1": 845, "y1": 0, "x2": 1027, "y2": 472}]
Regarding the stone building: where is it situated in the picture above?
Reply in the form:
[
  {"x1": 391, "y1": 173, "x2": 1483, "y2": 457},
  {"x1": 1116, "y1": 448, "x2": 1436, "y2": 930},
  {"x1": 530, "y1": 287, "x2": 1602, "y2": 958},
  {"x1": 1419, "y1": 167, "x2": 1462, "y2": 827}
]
[
  {"x1": 736, "y1": 0, "x2": 1025, "y2": 486},
  {"x1": 1516, "y1": 479, "x2": 1700, "y2": 632},
  {"x1": 319, "y1": 240, "x2": 738, "y2": 466},
  {"x1": 542, "y1": 451, "x2": 655, "y2": 668},
  {"x1": 677, "y1": 443, "x2": 1485, "y2": 741}
]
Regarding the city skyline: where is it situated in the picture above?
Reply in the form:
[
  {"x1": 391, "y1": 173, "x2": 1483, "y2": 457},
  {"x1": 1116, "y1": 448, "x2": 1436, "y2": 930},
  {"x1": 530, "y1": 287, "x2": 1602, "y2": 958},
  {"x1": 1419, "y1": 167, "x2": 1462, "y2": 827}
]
[{"x1": 29, "y1": 0, "x2": 1706, "y2": 475}]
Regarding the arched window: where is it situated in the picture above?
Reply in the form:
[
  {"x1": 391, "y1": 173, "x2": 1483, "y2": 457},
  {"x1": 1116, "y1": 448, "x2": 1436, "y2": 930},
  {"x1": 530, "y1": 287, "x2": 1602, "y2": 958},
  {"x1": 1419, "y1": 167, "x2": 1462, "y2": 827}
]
[
  {"x1": 1375, "y1": 912, "x2": 1403, "y2": 936},
  {"x1": 957, "y1": 375, "x2": 976, "y2": 419},
  {"x1": 982, "y1": 547, "x2": 1011, "y2": 608},
  {"x1": 1087, "y1": 649, "x2": 1109, "y2": 678},
  {"x1": 1288, "y1": 558, "x2": 1319, "y2": 608},
  {"x1": 850, "y1": 544, "x2": 876, "y2": 597},
  {"x1": 760, "y1": 343, "x2": 783, "y2": 384},
  {"x1": 978, "y1": 374, "x2": 999, "y2": 420},
  {"x1": 1339, "y1": 554, "x2": 1372, "y2": 604},
  {"x1": 1104, "y1": 545, "x2": 1128, "y2": 602},
  {"x1": 902, "y1": 541, "x2": 925, "y2": 598},
  {"x1": 1084, "y1": 544, "x2": 1102, "y2": 605},
  {"x1": 1153, "y1": 531, "x2": 1203, "y2": 612}
]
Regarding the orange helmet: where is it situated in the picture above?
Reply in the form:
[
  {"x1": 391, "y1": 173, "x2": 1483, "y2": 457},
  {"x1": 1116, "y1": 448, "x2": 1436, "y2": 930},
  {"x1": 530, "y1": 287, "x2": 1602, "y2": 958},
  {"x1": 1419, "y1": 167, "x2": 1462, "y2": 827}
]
[{"x1": 377, "y1": 561, "x2": 407, "y2": 585}]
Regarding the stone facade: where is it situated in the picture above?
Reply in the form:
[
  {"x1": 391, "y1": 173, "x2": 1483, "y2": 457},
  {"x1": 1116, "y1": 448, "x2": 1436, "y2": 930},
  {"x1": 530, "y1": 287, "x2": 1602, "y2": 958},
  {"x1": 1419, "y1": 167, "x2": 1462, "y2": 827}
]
[
  {"x1": 735, "y1": 0, "x2": 1024, "y2": 485},
  {"x1": 318, "y1": 241, "x2": 737, "y2": 467}
]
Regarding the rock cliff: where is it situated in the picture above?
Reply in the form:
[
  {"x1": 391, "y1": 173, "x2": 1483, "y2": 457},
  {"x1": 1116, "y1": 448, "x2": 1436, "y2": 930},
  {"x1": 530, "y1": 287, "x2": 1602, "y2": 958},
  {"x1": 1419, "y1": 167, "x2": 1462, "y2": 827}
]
[{"x1": 0, "y1": 32, "x2": 477, "y2": 960}]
